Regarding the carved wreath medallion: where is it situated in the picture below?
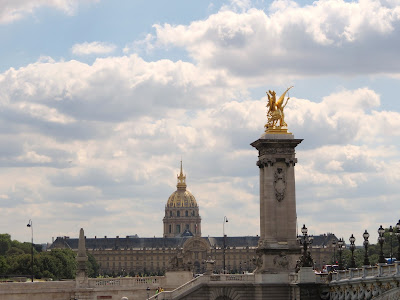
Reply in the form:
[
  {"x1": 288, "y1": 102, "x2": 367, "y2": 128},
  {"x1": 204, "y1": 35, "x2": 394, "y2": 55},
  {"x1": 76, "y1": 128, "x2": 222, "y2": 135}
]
[{"x1": 274, "y1": 167, "x2": 286, "y2": 202}]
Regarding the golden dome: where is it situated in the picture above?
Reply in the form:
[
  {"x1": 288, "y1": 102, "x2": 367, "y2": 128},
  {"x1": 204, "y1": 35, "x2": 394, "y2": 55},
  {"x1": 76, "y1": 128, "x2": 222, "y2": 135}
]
[
  {"x1": 166, "y1": 161, "x2": 198, "y2": 208},
  {"x1": 167, "y1": 190, "x2": 198, "y2": 208}
]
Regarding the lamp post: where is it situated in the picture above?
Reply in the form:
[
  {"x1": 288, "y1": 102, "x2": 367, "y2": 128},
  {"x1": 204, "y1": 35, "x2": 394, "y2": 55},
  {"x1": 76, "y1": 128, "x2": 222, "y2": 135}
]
[
  {"x1": 297, "y1": 224, "x2": 314, "y2": 267},
  {"x1": 389, "y1": 225, "x2": 393, "y2": 264},
  {"x1": 349, "y1": 234, "x2": 356, "y2": 268},
  {"x1": 146, "y1": 286, "x2": 150, "y2": 299},
  {"x1": 332, "y1": 238, "x2": 337, "y2": 265},
  {"x1": 378, "y1": 225, "x2": 386, "y2": 264},
  {"x1": 26, "y1": 219, "x2": 33, "y2": 282},
  {"x1": 223, "y1": 216, "x2": 228, "y2": 274},
  {"x1": 396, "y1": 220, "x2": 400, "y2": 261},
  {"x1": 363, "y1": 230, "x2": 370, "y2": 266},
  {"x1": 337, "y1": 238, "x2": 345, "y2": 270}
]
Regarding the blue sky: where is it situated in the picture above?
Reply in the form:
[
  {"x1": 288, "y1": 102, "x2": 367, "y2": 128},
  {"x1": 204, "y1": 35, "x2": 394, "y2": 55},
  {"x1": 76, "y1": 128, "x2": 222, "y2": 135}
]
[{"x1": 1, "y1": 0, "x2": 400, "y2": 246}]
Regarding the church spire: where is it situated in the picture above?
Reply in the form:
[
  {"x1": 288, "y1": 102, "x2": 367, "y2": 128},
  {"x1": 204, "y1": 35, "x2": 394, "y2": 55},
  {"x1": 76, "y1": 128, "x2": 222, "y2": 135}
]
[{"x1": 177, "y1": 160, "x2": 187, "y2": 190}]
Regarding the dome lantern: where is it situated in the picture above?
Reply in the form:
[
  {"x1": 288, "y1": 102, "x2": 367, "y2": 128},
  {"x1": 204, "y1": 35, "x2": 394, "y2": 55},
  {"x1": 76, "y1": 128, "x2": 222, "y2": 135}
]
[{"x1": 177, "y1": 160, "x2": 187, "y2": 190}]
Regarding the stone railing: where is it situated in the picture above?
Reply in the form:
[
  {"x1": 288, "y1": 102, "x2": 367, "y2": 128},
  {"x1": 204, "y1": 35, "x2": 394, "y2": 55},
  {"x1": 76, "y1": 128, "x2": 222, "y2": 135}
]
[
  {"x1": 148, "y1": 274, "x2": 255, "y2": 300},
  {"x1": 331, "y1": 262, "x2": 400, "y2": 281},
  {"x1": 329, "y1": 262, "x2": 400, "y2": 300},
  {"x1": 89, "y1": 276, "x2": 164, "y2": 288}
]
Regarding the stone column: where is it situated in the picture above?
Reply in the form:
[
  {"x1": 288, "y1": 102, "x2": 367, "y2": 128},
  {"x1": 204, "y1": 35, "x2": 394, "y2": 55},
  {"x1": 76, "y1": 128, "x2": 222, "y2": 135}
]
[{"x1": 251, "y1": 133, "x2": 302, "y2": 276}]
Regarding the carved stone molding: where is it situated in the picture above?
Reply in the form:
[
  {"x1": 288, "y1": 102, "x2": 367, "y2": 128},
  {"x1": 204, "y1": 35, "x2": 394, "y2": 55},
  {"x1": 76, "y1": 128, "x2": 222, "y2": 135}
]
[
  {"x1": 257, "y1": 157, "x2": 276, "y2": 168},
  {"x1": 285, "y1": 158, "x2": 298, "y2": 166},
  {"x1": 260, "y1": 147, "x2": 295, "y2": 156}
]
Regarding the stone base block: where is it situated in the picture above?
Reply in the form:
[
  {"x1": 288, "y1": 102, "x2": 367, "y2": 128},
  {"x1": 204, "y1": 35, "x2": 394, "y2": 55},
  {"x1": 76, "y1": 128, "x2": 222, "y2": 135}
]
[
  {"x1": 254, "y1": 247, "x2": 301, "y2": 275},
  {"x1": 260, "y1": 132, "x2": 294, "y2": 139},
  {"x1": 255, "y1": 273, "x2": 290, "y2": 284},
  {"x1": 298, "y1": 267, "x2": 316, "y2": 283}
]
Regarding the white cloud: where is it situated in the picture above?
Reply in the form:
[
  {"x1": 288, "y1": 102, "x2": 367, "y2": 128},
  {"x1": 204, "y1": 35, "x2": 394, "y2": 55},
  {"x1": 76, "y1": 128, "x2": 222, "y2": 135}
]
[
  {"x1": 71, "y1": 42, "x2": 117, "y2": 56},
  {"x1": 142, "y1": 0, "x2": 400, "y2": 80},
  {"x1": 0, "y1": 0, "x2": 98, "y2": 24},
  {"x1": 0, "y1": 55, "x2": 243, "y2": 125}
]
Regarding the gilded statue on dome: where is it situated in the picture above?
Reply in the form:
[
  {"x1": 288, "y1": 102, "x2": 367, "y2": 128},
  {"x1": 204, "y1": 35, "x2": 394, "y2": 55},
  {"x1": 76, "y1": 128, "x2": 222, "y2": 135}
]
[{"x1": 265, "y1": 86, "x2": 293, "y2": 133}]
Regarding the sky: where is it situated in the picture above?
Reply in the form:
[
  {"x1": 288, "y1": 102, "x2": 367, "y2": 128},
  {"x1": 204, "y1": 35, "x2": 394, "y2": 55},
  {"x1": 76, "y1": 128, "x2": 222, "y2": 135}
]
[{"x1": 1, "y1": 0, "x2": 400, "y2": 246}]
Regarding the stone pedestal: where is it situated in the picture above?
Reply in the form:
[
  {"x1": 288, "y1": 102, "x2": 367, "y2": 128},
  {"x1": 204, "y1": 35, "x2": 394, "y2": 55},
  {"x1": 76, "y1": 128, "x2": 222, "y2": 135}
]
[
  {"x1": 204, "y1": 258, "x2": 215, "y2": 275},
  {"x1": 298, "y1": 267, "x2": 316, "y2": 283},
  {"x1": 251, "y1": 133, "x2": 302, "y2": 274}
]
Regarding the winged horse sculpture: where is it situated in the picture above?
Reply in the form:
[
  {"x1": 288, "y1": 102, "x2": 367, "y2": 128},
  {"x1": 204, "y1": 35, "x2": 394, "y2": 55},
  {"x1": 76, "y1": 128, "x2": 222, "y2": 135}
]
[{"x1": 265, "y1": 86, "x2": 293, "y2": 130}]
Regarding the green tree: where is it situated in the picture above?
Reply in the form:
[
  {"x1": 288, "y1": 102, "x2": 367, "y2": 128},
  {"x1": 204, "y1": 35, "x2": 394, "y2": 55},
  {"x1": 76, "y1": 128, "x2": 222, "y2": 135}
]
[
  {"x1": 6, "y1": 254, "x2": 31, "y2": 275},
  {"x1": 0, "y1": 255, "x2": 9, "y2": 274},
  {"x1": 36, "y1": 253, "x2": 60, "y2": 279},
  {"x1": 0, "y1": 234, "x2": 11, "y2": 256},
  {"x1": 6, "y1": 247, "x2": 25, "y2": 256},
  {"x1": 10, "y1": 240, "x2": 32, "y2": 254},
  {"x1": 49, "y1": 249, "x2": 76, "y2": 279},
  {"x1": 86, "y1": 252, "x2": 99, "y2": 278}
]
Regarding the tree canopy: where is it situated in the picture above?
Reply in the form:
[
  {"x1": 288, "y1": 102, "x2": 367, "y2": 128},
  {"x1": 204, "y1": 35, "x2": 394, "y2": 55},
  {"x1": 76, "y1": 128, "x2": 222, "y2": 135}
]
[{"x1": 0, "y1": 233, "x2": 99, "y2": 280}]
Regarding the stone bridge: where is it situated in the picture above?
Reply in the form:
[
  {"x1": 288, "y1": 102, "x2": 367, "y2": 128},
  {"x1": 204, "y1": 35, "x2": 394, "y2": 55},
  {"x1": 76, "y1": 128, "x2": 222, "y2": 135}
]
[
  {"x1": 147, "y1": 263, "x2": 400, "y2": 300},
  {"x1": 329, "y1": 262, "x2": 400, "y2": 300},
  {"x1": 149, "y1": 272, "x2": 330, "y2": 300}
]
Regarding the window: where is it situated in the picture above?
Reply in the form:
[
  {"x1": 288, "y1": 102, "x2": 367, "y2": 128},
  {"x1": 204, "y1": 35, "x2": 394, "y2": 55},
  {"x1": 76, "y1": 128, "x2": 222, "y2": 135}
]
[
  {"x1": 170, "y1": 211, "x2": 172, "y2": 217},
  {"x1": 177, "y1": 211, "x2": 180, "y2": 217},
  {"x1": 169, "y1": 224, "x2": 172, "y2": 233},
  {"x1": 176, "y1": 224, "x2": 181, "y2": 233},
  {"x1": 186, "y1": 224, "x2": 189, "y2": 230},
  {"x1": 185, "y1": 210, "x2": 188, "y2": 217}
]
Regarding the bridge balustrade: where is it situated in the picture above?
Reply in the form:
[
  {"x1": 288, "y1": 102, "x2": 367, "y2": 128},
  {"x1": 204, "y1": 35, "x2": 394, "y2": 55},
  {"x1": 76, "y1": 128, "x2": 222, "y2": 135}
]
[
  {"x1": 329, "y1": 262, "x2": 400, "y2": 300},
  {"x1": 89, "y1": 276, "x2": 163, "y2": 288}
]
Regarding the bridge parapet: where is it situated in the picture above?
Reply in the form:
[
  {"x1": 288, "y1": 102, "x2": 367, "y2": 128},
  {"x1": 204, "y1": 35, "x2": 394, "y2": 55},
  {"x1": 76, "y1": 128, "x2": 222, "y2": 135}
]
[
  {"x1": 88, "y1": 276, "x2": 165, "y2": 288},
  {"x1": 329, "y1": 262, "x2": 400, "y2": 300}
]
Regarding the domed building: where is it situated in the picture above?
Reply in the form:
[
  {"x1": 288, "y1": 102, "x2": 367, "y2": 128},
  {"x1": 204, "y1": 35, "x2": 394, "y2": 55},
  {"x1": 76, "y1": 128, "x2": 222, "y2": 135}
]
[
  {"x1": 163, "y1": 162, "x2": 201, "y2": 237},
  {"x1": 49, "y1": 162, "x2": 336, "y2": 276}
]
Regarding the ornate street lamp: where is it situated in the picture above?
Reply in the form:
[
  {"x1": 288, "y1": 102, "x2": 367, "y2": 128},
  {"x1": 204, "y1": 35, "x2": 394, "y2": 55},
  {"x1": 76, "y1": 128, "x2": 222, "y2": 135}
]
[
  {"x1": 396, "y1": 220, "x2": 400, "y2": 261},
  {"x1": 332, "y1": 238, "x2": 337, "y2": 265},
  {"x1": 349, "y1": 234, "x2": 356, "y2": 268},
  {"x1": 297, "y1": 224, "x2": 314, "y2": 267},
  {"x1": 389, "y1": 225, "x2": 393, "y2": 264},
  {"x1": 337, "y1": 238, "x2": 345, "y2": 270},
  {"x1": 223, "y1": 216, "x2": 228, "y2": 274},
  {"x1": 26, "y1": 220, "x2": 33, "y2": 282},
  {"x1": 363, "y1": 230, "x2": 370, "y2": 266},
  {"x1": 378, "y1": 225, "x2": 386, "y2": 264}
]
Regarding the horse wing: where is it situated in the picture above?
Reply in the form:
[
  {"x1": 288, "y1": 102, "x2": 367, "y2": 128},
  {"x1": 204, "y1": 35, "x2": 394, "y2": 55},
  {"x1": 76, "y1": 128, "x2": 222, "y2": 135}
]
[{"x1": 276, "y1": 86, "x2": 293, "y2": 108}]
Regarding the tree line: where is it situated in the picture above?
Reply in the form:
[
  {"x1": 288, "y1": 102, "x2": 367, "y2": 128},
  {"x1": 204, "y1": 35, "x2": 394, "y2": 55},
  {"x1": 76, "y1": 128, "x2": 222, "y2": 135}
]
[{"x1": 0, "y1": 233, "x2": 99, "y2": 280}]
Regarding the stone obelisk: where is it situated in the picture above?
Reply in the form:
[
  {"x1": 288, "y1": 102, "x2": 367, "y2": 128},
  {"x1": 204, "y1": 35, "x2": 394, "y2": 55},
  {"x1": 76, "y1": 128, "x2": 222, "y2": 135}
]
[
  {"x1": 76, "y1": 228, "x2": 88, "y2": 287},
  {"x1": 251, "y1": 87, "x2": 302, "y2": 280}
]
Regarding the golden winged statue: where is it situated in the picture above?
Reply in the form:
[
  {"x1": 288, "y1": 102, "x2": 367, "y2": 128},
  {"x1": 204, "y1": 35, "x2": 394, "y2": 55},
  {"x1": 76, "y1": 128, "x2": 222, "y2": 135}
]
[{"x1": 264, "y1": 86, "x2": 293, "y2": 133}]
